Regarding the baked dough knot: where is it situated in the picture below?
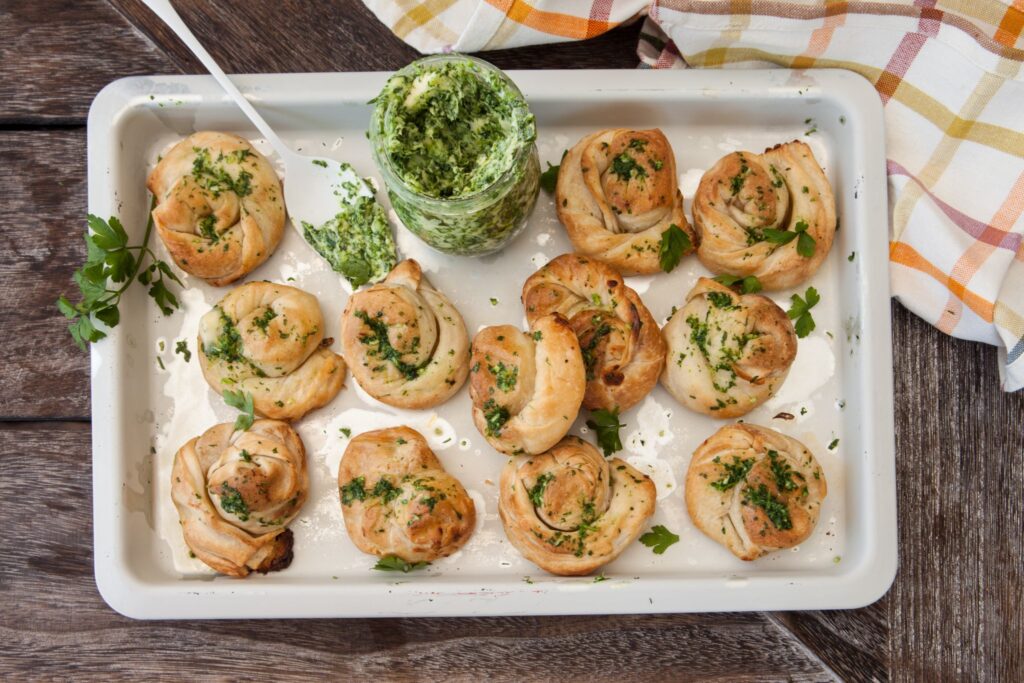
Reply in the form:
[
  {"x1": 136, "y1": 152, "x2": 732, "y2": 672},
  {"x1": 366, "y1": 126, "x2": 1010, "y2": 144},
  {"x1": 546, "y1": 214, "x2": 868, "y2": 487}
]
[
  {"x1": 499, "y1": 436, "x2": 656, "y2": 576},
  {"x1": 198, "y1": 281, "x2": 345, "y2": 421},
  {"x1": 147, "y1": 131, "x2": 286, "y2": 286},
  {"x1": 338, "y1": 427, "x2": 476, "y2": 563},
  {"x1": 340, "y1": 259, "x2": 470, "y2": 409},
  {"x1": 661, "y1": 277, "x2": 796, "y2": 418},
  {"x1": 469, "y1": 314, "x2": 586, "y2": 456},
  {"x1": 171, "y1": 419, "x2": 308, "y2": 577},
  {"x1": 692, "y1": 141, "x2": 836, "y2": 290},
  {"x1": 522, "y1": 253, "x2": 666, "y2": 411},
  {"x1": 685, "y1": 423, "x2": 827, "y2": 561},
  {"x1": 556, "y1": 128, "x2": 695, "y2": 275}
]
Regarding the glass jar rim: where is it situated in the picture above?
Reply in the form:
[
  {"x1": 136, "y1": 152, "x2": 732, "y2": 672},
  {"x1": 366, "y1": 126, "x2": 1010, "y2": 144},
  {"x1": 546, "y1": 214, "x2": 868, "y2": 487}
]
[{"x1": 370, "y1": 54, "x2": 536, "y2": 212}]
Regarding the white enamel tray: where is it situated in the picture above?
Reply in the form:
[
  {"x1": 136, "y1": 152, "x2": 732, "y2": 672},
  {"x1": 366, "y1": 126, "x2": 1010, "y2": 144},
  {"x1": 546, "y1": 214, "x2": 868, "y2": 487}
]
[{"x1": 89, "y1": 69, "x2": 896, "y2": 619}]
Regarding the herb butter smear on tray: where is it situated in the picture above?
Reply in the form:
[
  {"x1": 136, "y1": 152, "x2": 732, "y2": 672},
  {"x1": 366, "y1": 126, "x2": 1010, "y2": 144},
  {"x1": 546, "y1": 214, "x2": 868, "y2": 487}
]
[{"x1": 370, "y1": 55, "x2": 541, "y2": 256}]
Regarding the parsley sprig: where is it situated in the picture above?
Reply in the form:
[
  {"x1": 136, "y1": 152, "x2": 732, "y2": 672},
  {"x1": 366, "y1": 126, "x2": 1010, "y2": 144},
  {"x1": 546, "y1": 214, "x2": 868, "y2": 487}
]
[
  {"x1": 586, "y1": 408, "x2": 624, "y2": 457},
  {"x1": 787, "y1": 286, "x2": 821, "y2": 338},
  {"x1": 761, "y1": 219, "x2": 816, "y2": 258},
  {"x1": 57, "y1": 209, "x2": 182, "y2": 349},
  {"x1": 713, "y1": 274, "x2": 763, "y2": 294},
  {"x1": 639, "y1": 525, "x2": 680, "y2": 554},
  {"x1": 373, "y1": 555, "x2": 430, "y2": 573},
  {"x1": 223, "y1": 389, "x2": 255, "y2": 432},
  {"x1": 659, "y1": 223, "x2": 691, "y2": 273}
]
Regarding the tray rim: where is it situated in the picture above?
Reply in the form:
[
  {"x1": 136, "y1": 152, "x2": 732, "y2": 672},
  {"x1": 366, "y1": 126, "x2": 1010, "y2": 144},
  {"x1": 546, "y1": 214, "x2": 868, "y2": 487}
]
[{"x1": 88, "y1": 67, "x2": 897, "y2": 620}]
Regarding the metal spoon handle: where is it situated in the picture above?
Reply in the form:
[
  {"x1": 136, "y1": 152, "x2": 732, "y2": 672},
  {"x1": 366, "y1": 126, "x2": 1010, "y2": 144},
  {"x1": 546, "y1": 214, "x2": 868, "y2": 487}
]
[{"x1": 140, "y1": 0, "x2": 292, "y2": 159}]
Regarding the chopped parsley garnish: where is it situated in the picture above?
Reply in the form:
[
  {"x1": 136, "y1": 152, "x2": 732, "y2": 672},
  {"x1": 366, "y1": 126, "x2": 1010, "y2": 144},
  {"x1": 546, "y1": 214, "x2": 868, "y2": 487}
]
[
  {"x1": 197, "y1": 214, "x2": 219, "y2": 243},
  {"x1": 340, "y1": 476, "x2": 367, "y2": 505},
  {"x1": 532, "y1": 330, "x2": 543, "y2": 341},
  {"x1": 828, "y1": 438, "x2": 840, "y2": 450},
  {"x1": 528, "y1": 472, "x2": 554, "y2": 507},
  {"x1": 239, "y1": 449, "x2": 253, "y2": 463},
  {"x1": 373, "y1": 555, "x2": 429, "y2": 573},
  {"x1": 743, "y1": 484, "x2": 792, "y2": 530},
  {"x1": 222, "y1": 389, "x2": 254, "y2": 431},
  {"x1": 586, "y1": 408, "x2": 624, "y2": 457},
  {"x1": 488, "y1": 361, "x2": 519, "y2": 392},
  {"x1": 217, "y1": 483, "x2": 250, "y2": 521},
  {"x1": 767, "y1": 450, "x2": 800, "y2": 492},
  {"x1": 787, "y1": 286, "x2": 821, "y2": 338},
  {"x1": 706, "y1": 291, "x2": 735, "y2": 309},
  {"x1": 190, "y1": 146, "x2": 253, "y2": 198},
  {"x1": 371, "y1": 477, "x2": 402, "y2": 504},
  {"x1": 174, "y1": 340, "x2": 191, "y2": 362},
  {"x1": 482, "y1": 398, "x2": 510, "y2": 436},
  {"x1": 204, "y1": 309, "x2": 246, "y2": 364},
  {"x1": 251, "y1": 307, "x2": 277, "y2": 334},
  {"x1": 639, "y1": 525, "x2": 680, "y2": 554},
  {"x1": 710, "y1": 456, "x2": 755, "y2": 492},
  {"x1": 659, "y1": 223, "x2": 691, "y2": 273},
  {"x1": 581, "y1": 322, "x2": 613, "y2": 380},
  {"x1": 354, "y1": 309, "x2": 424, "y2": 380},
  {"x1": 610, "y1": 152, "x2": 648, "y2": 182}
]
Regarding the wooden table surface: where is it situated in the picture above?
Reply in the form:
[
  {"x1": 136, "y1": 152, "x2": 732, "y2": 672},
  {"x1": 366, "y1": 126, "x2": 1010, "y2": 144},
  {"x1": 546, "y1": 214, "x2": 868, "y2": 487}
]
[{"x1": 1, "y1": 1, "x2": 1021, "y2": 680}]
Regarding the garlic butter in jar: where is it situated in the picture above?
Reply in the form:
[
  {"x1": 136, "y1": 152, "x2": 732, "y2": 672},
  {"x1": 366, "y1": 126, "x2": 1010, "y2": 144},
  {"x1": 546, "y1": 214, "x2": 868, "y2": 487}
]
[{"x1": 369, "y1": 55, "x2": 540, "y2": 256}]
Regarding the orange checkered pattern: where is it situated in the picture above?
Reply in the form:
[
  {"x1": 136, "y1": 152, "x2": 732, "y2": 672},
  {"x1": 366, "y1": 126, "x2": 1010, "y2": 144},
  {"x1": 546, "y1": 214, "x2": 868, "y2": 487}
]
[{"x1": 362, "y1": 0, "x2": 1024, "y2": 390}]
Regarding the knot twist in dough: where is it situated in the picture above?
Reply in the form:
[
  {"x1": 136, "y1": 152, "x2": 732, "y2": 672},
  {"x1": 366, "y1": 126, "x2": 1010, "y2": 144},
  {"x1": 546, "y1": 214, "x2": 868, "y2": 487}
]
[
  {"x1": 198, "y1": 281, "x2": 346, "y2": 421},
  {"x1": 499, "y1": 436, "x2": 656, "y2": 575},
  {"x1": 556, "y1": 128, "x2": 695, "y2": 275},
  {"x1": 522, "y1": 253, "x2": 666, "y2": 411},
  {"x1": 338, "y1": 427, "x2": 476, "y2": 563},
  {"x1": 469, "y1": 314, "x2": 586, "y2": 455},
  {"x1": 341, "y1": 260, "x2": 470, "y2": 409},
  {"x1": 171, "y1": 419, "x2": 308, "y2": 577},
  {"x1": 686, "y1": 423, "x2": 827, "y2": 561},
  {"x1": 692, "y1": 141, "x2": 836, "y2": 290},
  {"x1": 661, "y1": 277, "x2": 796, "y2": 418},
  {"x1": 147, "y1": 132, "x2": 286, "y2": 286}
]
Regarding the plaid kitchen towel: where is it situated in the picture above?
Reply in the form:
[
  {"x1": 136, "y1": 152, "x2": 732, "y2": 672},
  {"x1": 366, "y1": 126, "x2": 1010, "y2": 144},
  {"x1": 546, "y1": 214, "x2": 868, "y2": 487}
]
[{"x1": 361, "y1": 0, "x2": 1024, "y2": 391}]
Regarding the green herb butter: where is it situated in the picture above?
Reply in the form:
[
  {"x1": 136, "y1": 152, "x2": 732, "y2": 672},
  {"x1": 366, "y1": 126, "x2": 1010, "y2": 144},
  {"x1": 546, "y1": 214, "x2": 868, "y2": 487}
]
[{"x1": 370, "y1": 55, "x2": 540, "y2": 255}]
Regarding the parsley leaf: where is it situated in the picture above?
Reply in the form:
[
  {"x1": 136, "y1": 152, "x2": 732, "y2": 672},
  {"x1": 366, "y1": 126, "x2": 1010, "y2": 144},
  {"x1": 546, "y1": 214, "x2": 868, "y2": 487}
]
[
  {"x1": 793, "y1": 219, "x2": 816, "y2": 258},
  {"x1": 713, "y1": 274, "x2": 763, "y2": 294},
  {"x1": 586, "y1": 408, "x2": 624, "y2": 456},
  {"x1": 761, "y1": 228, "x2": 798, "y2": 245},
  {"x1": 373, "y1": 555, "x2": 430, "y2": 573},
  {"x1": 528, "y1": 472, "x2": 554, "y2": 507},
  {"x1": 223, "y1": 389, "x2": 255, "y2": 431},
  {"x1": 659, "y1": 223, "x2": 691, "y2": 273},
  {"x1": 540, "y1": 150, "x2": 567, "y2": 193},
  {"x1": 639, "y1": 525, "x2": 680, "y2": 554},
  {"x1": 787, "y1": 286, "x2": 821, "y2": 338},
  {"x1": 58, "y1": 207, "x2": 181, "y2": 350}
]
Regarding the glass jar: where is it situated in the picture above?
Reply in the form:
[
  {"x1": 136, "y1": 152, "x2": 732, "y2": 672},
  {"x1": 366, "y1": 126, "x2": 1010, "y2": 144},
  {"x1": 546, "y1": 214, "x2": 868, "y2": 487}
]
[{"x1": 369, "y1": 54, "x2": 541, "y2": 256}]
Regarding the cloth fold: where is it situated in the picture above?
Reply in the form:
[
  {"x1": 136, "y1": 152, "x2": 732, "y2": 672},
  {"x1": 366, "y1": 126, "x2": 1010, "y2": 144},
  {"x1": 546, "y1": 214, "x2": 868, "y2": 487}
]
[{"x1": 360, "y1": 0, "x2": 1024, "y2": 391}]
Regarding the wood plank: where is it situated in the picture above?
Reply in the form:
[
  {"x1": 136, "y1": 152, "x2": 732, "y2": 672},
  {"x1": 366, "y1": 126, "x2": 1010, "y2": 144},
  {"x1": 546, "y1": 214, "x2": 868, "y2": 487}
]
[
  {"x1": 0, "y1": 0, "x2": 181, "y2": 123},
  {"x1": 888, "y1": 304, "x2": 1024, "y2": 682},
  {"x1": 0, "y1": 130, "x2": 90, "y2": 418},
  {"x1": 110, "y1": 0, "x2": 645, "y2": 75},
  {"x1": 0, "y1": 421, "x2": 839, "y2": 682}
]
